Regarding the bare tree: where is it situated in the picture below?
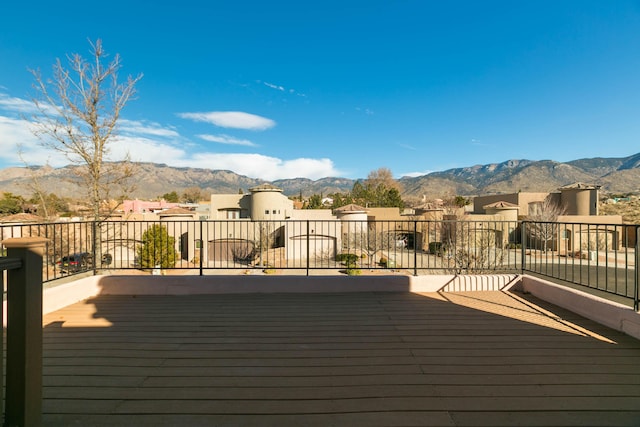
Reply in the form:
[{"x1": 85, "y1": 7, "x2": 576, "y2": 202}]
[
  {"x1": 181, "y1": 187, "x2": 204, "y2": 203},
  {"x1": 526, "y1": 196, "x2": 565, "y2": 252},
  {"x1": 29, "y1": 39, "x2": 142, "y2": 221},
  {"x1": 444, "y1": 221, "x2": 505, "y2": 274},
  {"x1": 364, "y1": 167, "x2": 403, "y2": 193}
]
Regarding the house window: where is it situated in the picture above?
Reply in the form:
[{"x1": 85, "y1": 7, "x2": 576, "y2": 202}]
[
  {"x1": 265, "y1": 210, "x2": 269, "y2": 215},
  {"x1": 226, "y1": 210, "x2": 240, "y2": 219}
]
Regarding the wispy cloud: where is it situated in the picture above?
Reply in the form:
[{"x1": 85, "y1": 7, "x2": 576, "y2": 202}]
[
  {"x1": 177, "y1": 111, "x2": 276, "y2": 131},
  {"x1": 262, "y1": 81, "x2": 307, "y2": 98},
  {"x1": 0, "y1": 93, "x2": 39, "y2": 115},
  {"x1": 183, "y1": 154, "x2": 339, "y2": 181},
  {"x1": 264, "y1": 82, "x2": 285, "y2": 91},
  {"x1": 197, "y1": 134, "x2": 257, "y2": 147},
  {"x1": 355, "y1": 107, "x2": 374, "y2": 115},
  {"x1": 0, "y1": 92, "x2": 338, "y2": 180},
  {"x1": 401, "y1": 170, "x2": 433, "y2": 178},
  {"x1": 119, "y1": 119, "x2": 180, "y2": 138},
  {"x1": 397, "y1": 143, "x2": 417, "y2": 150}
]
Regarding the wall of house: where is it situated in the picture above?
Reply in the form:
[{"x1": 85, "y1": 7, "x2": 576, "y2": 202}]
[
  {"x1": 560, "y1": 188, "x2": 598, "y2": 216},
  {"x1": 250, "y1": 190, "x2": 294, "y2": 220},
  {"x1": 210, "y1": 194, "x2": 250, "y2": 219},
  {"x1": 290, "y1": 209, "x2": 336, "y2": 220},
  {"x1": 473, "y1": 194, "x2": 515, "y2": 214}
]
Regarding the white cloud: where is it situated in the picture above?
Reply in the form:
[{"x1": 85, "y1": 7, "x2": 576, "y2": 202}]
[
  {"x1": 0, "y1": 96, "x2": 337, "y2": 180},
  {"x1": 397, "y1": 143, "x2": 417, "y2": 151},
  {"x1": 111, "y1": 135, "x2": 187, "y2": 164},
  {"x1": 401, "y1": 170, "x2": 433, "y2": 178},
  {"x1": 0, "y1": 94, "x2": 38, "y2": 114},
  {"x1": 178, "y1": 111, "x2": 276, "y2": 131},
  {"x1": 119, "y1": 119, "x2": 180, "y2": 138},
  {"x1": 262, "y1": 81, "x2": 307, "y2": 98},
  {"x1": 264, "y1": 82, "x2": 285, "y2": 91},
  {"x1": 177, "y1": 153, "x2": 340, "y2": 181},
  {"x1": 197, "y1": 134, "x2": 257, "y2": 147},
  {"x1": 0, "y1": 116, "x2": 67, "y2": 166}
]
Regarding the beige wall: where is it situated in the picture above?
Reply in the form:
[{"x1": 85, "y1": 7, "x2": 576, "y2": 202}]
[
  {"x1": 210, "y1": 194, "x2": 249, "y2": 219},
  {"x1": 560, "y1": 188, "x2": 598, "y2": 216},
  {"x1": 473, "y1": 193, "x2": 549, "y2": 216},
  {"x1": 250, "y1": 190, "x2": 293, "y2": 220}
]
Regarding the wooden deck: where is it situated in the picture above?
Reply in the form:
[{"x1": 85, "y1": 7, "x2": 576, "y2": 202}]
[{"x1": 41, "y1": 291, "x2": 640, "y2": 426}]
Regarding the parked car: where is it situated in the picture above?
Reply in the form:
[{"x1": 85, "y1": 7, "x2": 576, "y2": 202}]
[{"x1": 57, "y1": 252, "x2": 92, "y2": 273}]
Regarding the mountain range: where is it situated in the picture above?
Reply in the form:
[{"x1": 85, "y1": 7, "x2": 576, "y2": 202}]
[{"x1": 1, "y1": 153, "x2": 639, "y2": 201}]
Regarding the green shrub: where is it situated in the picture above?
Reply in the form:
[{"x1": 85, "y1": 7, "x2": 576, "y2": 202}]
[
  {"x1": 137, "y1": 224, "x2": 177, "y2": 269},
  {"x1": 346, "y1": 268, "x2": 362, "y2": 276},
  {"x1": 428, "y1": 242, "x2": 443, "y2": 254},
  {"x1": 336, "y1": 253, "x2": 359, "y2": 264}
]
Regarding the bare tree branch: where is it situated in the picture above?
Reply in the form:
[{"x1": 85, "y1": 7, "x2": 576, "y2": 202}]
[{"x1": 29, "y1": 39, "x2": 142, "y2": 221}]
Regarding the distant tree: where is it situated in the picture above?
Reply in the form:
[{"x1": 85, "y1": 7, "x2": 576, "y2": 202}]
[
  {"x1": 162, "y1": 191, "x2": 179, "y2": 203},
  {"x1": 305, "y1": 194, "x2": 323, "y2": 209},
  {"x1": 137, "y1": 224, "x2": 177, "y2": 269},
  {"x1": 350, "y1": 168, "x2": 405, "y2": 209},
  {"x1": 181, "y1": 187, "x2": 203, "y2": 203},
  {"x1": 526, "y1": 196, "x2": 566, "y2": 252},
  {"x1": 30, "y1": 192, "x2": 69, "y2": 217},
  {"x1": 0, "y1": 193, "x2": 25, "y2": 215},
  {"x1": 29, "y1": 39, "x2": 142, "y2": 221},
  {"x1": 364, "y1": 167, "x2": 403, "y2": 193},
  {"x1": 453, "y1": 195, "x2": 470, "y2": 207},
  {"x1": 330, "y1": 192, "x2": 354, "y2": 209}
]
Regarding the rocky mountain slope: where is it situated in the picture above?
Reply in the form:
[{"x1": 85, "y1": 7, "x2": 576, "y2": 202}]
[{"x1": 1, "y1": 153, "x2": 638, "y2": 200}]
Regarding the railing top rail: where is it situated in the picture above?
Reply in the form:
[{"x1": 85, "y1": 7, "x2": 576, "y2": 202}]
[{"x1": 0, "y1": 256, "x2": 22, "y2": 271}]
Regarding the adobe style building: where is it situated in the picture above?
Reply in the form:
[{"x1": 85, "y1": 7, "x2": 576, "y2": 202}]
[
  {"x1": 210, "y1": 184, "x2": 294, "y2": 220},
  {"x1": 472, "y1": 183, "x2": 624, "y2": 254}
]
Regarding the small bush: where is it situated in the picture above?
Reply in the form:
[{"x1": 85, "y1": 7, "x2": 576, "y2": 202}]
[
  {"x1": 336, "y1": 253, "x2": 359, "y2": 264},
  {"x1": 346, "y1": 268, "x2": 362, "y2": 276},
  {"x1": 428, "y1": 242, "x2": 443, "y2": 254},
  {"x1": 263, "y1": 267, "x2": 277, "y2": 274}
]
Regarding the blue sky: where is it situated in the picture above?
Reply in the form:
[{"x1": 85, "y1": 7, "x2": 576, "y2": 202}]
[{"x1": 1, "y1": 1, "x2": 640, "y2": 181}]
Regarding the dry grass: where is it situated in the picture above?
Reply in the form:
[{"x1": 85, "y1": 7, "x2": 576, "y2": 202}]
[{"x1": 600, "y1": 196, "x2": 640, "y2": 224}]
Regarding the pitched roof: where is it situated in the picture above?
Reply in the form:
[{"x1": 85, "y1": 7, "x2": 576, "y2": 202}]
[
  {"x1": 483, "y1": 201, "x2": 519, "y2": 209},
  {"x1": 559, "y1": 182, "x2": 601, "y2": 190},
  {"x1": 158, "y1": 207, "x2": 194, "y2": 216},
  {"x1": 249, "y1": 183, "x2": 282, "y2": 193},
  {"x1": 334, "y1": 203, "x2": 367, "y2": 213}
]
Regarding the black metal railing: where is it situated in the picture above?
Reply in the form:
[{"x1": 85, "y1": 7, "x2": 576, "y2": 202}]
[{"x1": 1, "y1": 219, "x2": 638, "y2": 309}]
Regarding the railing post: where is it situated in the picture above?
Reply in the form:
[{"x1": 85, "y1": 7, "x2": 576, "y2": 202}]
[
  {"x1": 3, "y1": 237, "x2": 48, "y2": 427},
  {"x1": 413, "y1": 221, "x2": 418, "y2": 276},
  {"x1": 306, "y1": 220, "x2": 310, "y2": 276},
  {"x1": 520, "y1": 221, "x2": 526, "y2": 274},
  {"x1": 199, "y1": 220, "x2": 204, "y2": 276},
  {"x1": 635, "y1": 226, "x2": 639, "y2": 312}
]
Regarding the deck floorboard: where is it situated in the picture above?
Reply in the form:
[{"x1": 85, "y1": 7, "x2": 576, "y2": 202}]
[{"x1": 39, "y1": 291, "x2": 640, "y2": 426}]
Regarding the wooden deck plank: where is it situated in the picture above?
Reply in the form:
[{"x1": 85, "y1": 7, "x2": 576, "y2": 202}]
[{"x1": 40, "y1": 291, "x2": 640, "y2": 426}]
